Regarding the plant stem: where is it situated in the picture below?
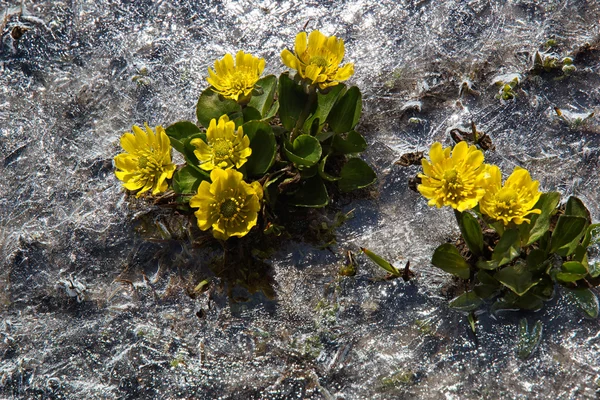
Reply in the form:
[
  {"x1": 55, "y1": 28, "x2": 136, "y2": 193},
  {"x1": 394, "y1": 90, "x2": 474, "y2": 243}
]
[{"x1": 290, "y1": 86, "x2": 317, "y2": 142}]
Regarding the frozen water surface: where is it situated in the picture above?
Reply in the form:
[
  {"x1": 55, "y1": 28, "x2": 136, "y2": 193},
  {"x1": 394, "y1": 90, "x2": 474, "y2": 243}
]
[{"x1": 1, "y1": 0, "x2": 600, "y2": 398}]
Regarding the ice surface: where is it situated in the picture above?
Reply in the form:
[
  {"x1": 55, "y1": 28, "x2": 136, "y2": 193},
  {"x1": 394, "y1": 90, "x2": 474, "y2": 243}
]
[{"x1": 1, "y1": 0, "x2": 600, "y2": 398}]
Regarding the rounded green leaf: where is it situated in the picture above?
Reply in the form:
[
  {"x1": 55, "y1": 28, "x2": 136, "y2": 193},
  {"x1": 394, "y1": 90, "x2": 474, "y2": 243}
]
[
  {"x1": 302, "y1": 84, "x2": 345, "y2": 134},
  {"x1": 242, "y1": 121, "x2": 276, "y2": 176},
  {"x1": 565, "y1": 288, "x2": 599, "y2": 318},
  {"x1": 318, "y1": 155, "x2": 341, "y2": 182},
  {"x1": 449, "y1": 292, "x2": 482, "y2": 312},
  {"x1": 247, "y1": 75, "x2": 277, "y2": 117},
  {"x1": 283, "y1": 134, "x2": 322, "y2": 167},
  {"x1": 455, "y1": 210, "x2": 483, "y2": 256},
  {"x1": 165, "y1": 121, "x2": 201, "y2": 154},
  {"x1": 327, "y1": 86, "x2": 362, "y2": 133},
  {"x1": 242, "y1": 106, "x2": 262, "y2": 122},
  {"x1": 565, "y1": 196, "x2": 591, "y2": 222},
  {"x1": 196, "y1": 87, "x2": 242, "y2": 128},
  {"x1": 492, "y1": 229, "x2": 520, "y2": 267},
  {"x1": 278, "y1": 73, "x2": 309, "y2": 131},
  {"x1": 286, "y1": 175, "x2": 329, "y2": 208},
  {"x1": 521, "y1": 191, "x2": 561, "y2": 246},
  {"x1": 431, "y1": 243, "x2": 471, "y2": 279},
  {"x1": 331, "y1": 131, "x2": 368, "y2": 154},
  {"x1": 549, "y1": 215, "x2": 587, "y2": 255},
  {"x1": 172, "y1": 165, "x2": 208, "y2": 195},
  {"x1": 338, "y1": 158, "x2": 377, "y2": 193},
  {"x1": 494, "y1": 261, "x2": 540, "y2": 296},
  {"x1": 517, "y1": 319, "x2": 543, "y2": 360}
]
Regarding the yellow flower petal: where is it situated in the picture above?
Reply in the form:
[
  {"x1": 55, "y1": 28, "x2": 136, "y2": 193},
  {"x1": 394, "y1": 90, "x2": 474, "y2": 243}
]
[
  {"x1": 479, "y1": 166, "x2": 542, "y2": 226},
  {"x1": 418, "y1": 141, "x2": 487, "y2": 211},
  {"x1": 189, "y1": 168, "x2": 262, "y2": 240},
  {"x1": 207, "y1": 51, "x2": 265, "y2": 102},
  {"x1": 114, "y1": 124, "x2": 176, "y2": 197},
  {"x1": 282, "y1": 30, "x2": 353, "y2": 88}
]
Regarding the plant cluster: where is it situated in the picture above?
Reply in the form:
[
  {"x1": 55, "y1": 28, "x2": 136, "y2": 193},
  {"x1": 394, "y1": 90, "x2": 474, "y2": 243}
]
[
  {"x1": 114, "y1": 30, "x2": 376, "y2": 241},
  {"x1": 417, "y1": 140, "x2": 599, "y2": 318}
]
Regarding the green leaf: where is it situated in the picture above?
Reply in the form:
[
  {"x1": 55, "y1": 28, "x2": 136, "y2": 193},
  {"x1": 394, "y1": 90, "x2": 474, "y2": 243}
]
[
  {"x1": 556, "y1": 261, "x2": 588, "y2": 283},
  {"x1": 526, "y1": 249, "x2": 548, "y2": 273},
  {"x1": 549, "y1": 215, "x2": 587, "y2": 256},
  {"x1": 181, "y1": 133, "x2": 207, "y2": 171},
  {"x1": 455, "y1": 210, "x2": 483, "y2": 256},
  {"x1": 263, "y1": 100, "x2": 279, "y2": 120},
  {"x1": 431, "y1": 243, "x2": 471, "y2": 279},
  {"x1": 449, "y1": 292, "x2": 482, "y2": 312},
  {"x1": 165, "y1": 121, "x2": 201, "y2": 141},
  {"x1": 247, "y1": 75, "x2": 277, "y2": 117},
  {"x1": 327, "y1": 86, "x2": 362, "y2": 133},
  {"x1": 338, "y1": 158, "x2": 377, "y2": 193},
  {"x1": 360, "y1": 247, "x2": 401, "y2": 276},
  {"x1": 196, "y1": 87, "x2": 242, "y2": 128},
  {"x1": 564, "y1": 288, "x2": 599, "y2": 318},
  {"x1": 283, "y1": 134, "x2": 322, "y2": 167},
  {"x1": 242, "y1": 121, "x2": 276, "y2": 176},
  {"x1": 172, "y1": 165, "x2": 207, "y2": 195},
  {"x1": 521, "y1": 192, "x2": 560, "y2": 246},
  {"x1": 242, "y1": 106, "x2": 262, "y2": 122},
  {"x1": 492, "y1": 229, "x2": 521, "y2": 267},
  {"x1": 565, "y1": 196, "x2": 591, "y2": 222},
  {"x1": 165, "y1": 121, "x2": 201, "y2": 154},
  {"x1": 494, "y1": 261, "x2": 540, "y2": 296},
  {"x1": 476, "y1": 259, "x2": 499, "y2": 270},
  {"x1": 331, "y1": 131, "x2": 368, "y2": 154},
  {"x1": 302, "y1": 84, "x2": 345, "y2": 134},
  {"x1": 286, "y1": 175, "x2": 329, "y2": 207},
  {"x1": 529, "y1": 277, "x2": 555, "y2": 301},
  {"x1": 513, "y1": 292, "x2": 545, "y2": 311},
  {"x1": 278, "y1": 73, "x2": 309, "y2": 131},
  {"x1": 516, "y1": 319, "x2": 543, "y2": 360},
  {"x1": 474, "y1": 271, "x2": 501, "y2": 299},
  {"x1": 318, "y1": 155, "x2": 341, "y2": 182},
  {"x1": 581, "y1": 223, "x2": 600, "y2": 249},
  {"x1": 562, "y1": 261, "x2": 587, "y2": 274},
  {"x1": 589, "y1": 262, "x2": 600, "y2": 278}
]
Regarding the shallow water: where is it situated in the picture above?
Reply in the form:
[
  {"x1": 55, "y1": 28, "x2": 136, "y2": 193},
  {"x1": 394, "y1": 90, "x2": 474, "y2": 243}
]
[{"x1": 1, "y1": 0, "x2": 600, "y2": 398}]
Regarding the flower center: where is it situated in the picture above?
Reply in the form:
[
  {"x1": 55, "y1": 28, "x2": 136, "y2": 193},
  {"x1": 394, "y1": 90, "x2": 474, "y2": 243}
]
[
  {"x1": 495, "y1": 187, "x2": 520, "y2": 217},
  {"x1": 497, "y1": 188, "x2": 518, "y2": 205},
  {"x1": 138, "y1": 156, "x2": 149, "y2": 169},
  {"x1": 213, "y1": 140, "x2": 233, "y2": 159},
  {"x1": 230, "y1": 71, "x2": 250, "y2": 91},
  {"x1": 441, "y1": 169, "x2": 465, "y2": 202},
  {"x1": 443, "y1": 169, "x2": 458, "y2": 182},
  {"x1": 220, "y1": 198, "x2": 239, "y2": 219},
  {"x1": 309, "y1": 55, "x2": 329, "y2": 68}
]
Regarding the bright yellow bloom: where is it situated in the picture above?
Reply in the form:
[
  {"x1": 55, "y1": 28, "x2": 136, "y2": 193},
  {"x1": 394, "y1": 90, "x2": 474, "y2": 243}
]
[
  {"x1": 418, "y1": 141, "x2": 488, "y2": 212},
  {"x1": 207, "y1": 50, "x2": 265, "y2": 102},
  {"x1": 190, "y1": 115, "x2": 252, "y2": 171},
  {"x1": 281, "y1": 30, "x2": 354, "y2": 90},
  {"x1": 114, "y1": 124, "x2": 176, "y2": 197},
  {"x1": 190, "y1": 168, "x2": 263, "y2": 240},
  {"x1": 479, "y1": 166, "x2": 542, "y2": 225}
]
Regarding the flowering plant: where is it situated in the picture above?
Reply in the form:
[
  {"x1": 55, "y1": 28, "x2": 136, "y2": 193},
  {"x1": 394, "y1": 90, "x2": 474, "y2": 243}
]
[
  {"x1": 114, "y1": 30, "x2": 375, "y2": 242},
  {"x1": 414, "y1": 138, "x2": 599, "y2": 318}
]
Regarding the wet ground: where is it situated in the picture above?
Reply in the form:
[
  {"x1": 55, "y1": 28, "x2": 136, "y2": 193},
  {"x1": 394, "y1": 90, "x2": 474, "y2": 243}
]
[{"x1": 1, "y1": 0, "x2": 600, "y2": 398}]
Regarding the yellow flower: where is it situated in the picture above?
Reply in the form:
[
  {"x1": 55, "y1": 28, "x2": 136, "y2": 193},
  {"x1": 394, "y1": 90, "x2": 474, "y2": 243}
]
[
  {"x1": 190, "y1": 115, "x2": 252, "y2": 171},
  {"x1": 207, "y1": 50, "x2": 265, "y2": 102},
  {"x1": 190, "y1": 168, "x2": 263, "y2": 240},
  {"x1": 281, "y1": 30, "x2": 354, "y2": 89},
  {"x1": 114, "y1": 124, "x2": 176, "y2": 197},
  {"x1": 479, "y1": 166, "x2": 542, "y2": 225},
  {"x1": 417, "y1": 141, "x2": 488, "y2": 212}
]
